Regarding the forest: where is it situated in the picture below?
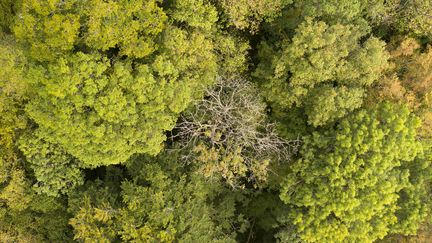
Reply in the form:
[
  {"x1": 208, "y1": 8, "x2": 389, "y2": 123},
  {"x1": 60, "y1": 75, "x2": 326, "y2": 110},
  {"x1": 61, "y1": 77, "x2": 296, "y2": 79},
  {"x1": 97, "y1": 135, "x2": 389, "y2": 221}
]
[{"x1": 1, "y1": 0, "x2": 432, "y2": 242}]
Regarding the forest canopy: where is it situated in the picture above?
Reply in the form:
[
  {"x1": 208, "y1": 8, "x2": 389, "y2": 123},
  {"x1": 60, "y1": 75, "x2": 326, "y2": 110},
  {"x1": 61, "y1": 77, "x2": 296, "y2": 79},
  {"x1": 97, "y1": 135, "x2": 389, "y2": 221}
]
[{"x1": 1, "y1": 0, "x2": 432, "y2": 242}]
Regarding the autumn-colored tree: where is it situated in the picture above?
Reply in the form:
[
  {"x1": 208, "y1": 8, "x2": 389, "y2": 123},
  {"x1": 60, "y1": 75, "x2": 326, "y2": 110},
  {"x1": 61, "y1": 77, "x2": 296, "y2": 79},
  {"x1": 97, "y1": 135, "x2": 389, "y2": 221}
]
[{"x1": 369, "y1": 37, "x2": 432, "y2": 137}]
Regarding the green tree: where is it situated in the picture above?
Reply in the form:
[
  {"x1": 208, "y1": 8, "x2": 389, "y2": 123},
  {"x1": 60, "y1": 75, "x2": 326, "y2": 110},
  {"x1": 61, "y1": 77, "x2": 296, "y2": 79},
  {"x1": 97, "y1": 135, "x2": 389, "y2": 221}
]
[
  {"x1": 22, "y1": 53, "x2": 178, "y2": 166},
  {"x1": 0, "y1": 35, "x2": 72, "y2": 242},
  {"x1": 278, "y1": 103, "x2": 429, "y2": 242},
  {"x1": 168, "y1": 0, "x2": 217, "y2": 31},
  {"x1": 392, "y1": 0, "x2": 432, "y2": 37},
  {"x1": 69, "y1": 154, "x2": 247, "y2": 242},
  {"x1": 15, "y1": 0, "x2": 219, "y2": 168},
  {"x1": 0, "y1": 169, "x2": 72, "y2": 242},
  {"x1": 0, "y1": 0, "x2": 20, "y2": 33},
  {"x1": 83, "y1": 0, "x2": 166, "y2": 58},
  {"x1": 21, "y1": 26, "x2": 216, "y2": 165},
  {"x1": 13, "y1": 0, "x2": 167, "y2": 61},
  {"x1": 292, "y1": 0, "x2": 394, "y2": 25},
  {"x1": 254, "y1": 18, "x2": 388, "y2": 126},
  {"x1": 218, "y1": 0, "x2": 292, "y2": 32},
  {"x1": 18, "y1": 132, "x2": 83, "y2": 197},
  {"x1": 0, "y1": 35, "x2": 28, "y2": 183},
  {"x1": 212, "y1": 32, "x2": 250, "y2": 77},
  {"x1": 13, "y1": 0, "x2": 81, "y2": 61}
]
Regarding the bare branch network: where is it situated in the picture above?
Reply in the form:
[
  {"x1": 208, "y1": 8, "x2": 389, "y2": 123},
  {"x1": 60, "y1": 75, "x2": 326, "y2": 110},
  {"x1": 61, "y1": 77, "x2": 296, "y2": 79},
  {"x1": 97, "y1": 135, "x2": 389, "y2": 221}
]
[{"x1": 172, "y1": 76, "x2": 301, "y2": 164}]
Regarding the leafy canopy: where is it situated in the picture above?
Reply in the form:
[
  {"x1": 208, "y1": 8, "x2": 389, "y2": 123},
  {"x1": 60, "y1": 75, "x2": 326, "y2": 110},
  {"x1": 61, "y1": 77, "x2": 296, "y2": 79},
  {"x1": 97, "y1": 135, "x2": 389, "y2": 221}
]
[
  {"x1": 17, "y1": 0, "x2": 219, "y2": 168},
  {"x1": 69, "y1": 155, "x2": 246, "y2": 242},
  {"x1": 279, "y1": 103, "x2": 428, "y2": 242},
  {"x1": 255, "y1": 18, "x2": 388, "y2": 126}
]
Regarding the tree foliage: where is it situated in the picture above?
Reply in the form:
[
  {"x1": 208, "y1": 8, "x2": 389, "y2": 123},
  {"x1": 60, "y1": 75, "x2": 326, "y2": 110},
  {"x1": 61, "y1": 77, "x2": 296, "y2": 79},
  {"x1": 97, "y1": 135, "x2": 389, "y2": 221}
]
[
  {"x1": 0, "y1": 35, "x2": 28, "y2": 184},
  {"x1": 22, "y1": 52, "x2": 194, "y2": 166},
  {"x1": 0, "y1": 172, "x2": 72, "y2": 242},
  {"x1": 369, "y1": 37, "x2": 432, "y2": 137},
  {"x1": 279, "y1": 103, "x2": 428, "y2": 242},
  {"x1": 219, "y1": 0, "x2": 292, "y2": 32},
  {"x1": 13, "y1": 0, "x2": 167, "y2": 61},
  {"x1": 0, "y1": 0, "x2": 20, "y2": 33},
  {"x1": 1, "y1": 1, "x2": 432, "y2": 242},
  {"x1": 255, "y1": 18, "x2": 388, "y2": 126},
  {"x1": 392, "y1": 0, "x2": 432, "y2": 37},
  {"x1": 292, "y1": 0, "x2": 396, "y2": 25},
  {"x1": 69, "y1": 155, "x2": 247, "y2": 242},
  {"x1": 16, "y1": 0, "x2": 219, "y2": 168},
  {"x1": 18, "y1": 132, "x2": 83, "y2": 196}
]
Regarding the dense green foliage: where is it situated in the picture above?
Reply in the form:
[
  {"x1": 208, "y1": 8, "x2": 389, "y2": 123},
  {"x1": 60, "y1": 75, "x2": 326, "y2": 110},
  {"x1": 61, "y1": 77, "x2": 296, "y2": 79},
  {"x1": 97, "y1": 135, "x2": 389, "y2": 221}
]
[
  {"x1": 255, "y1": 17, "x2": 388, "y2": 126},
  {"x1": 279, "y1": 103, "x2": 427, "y2": 242},
  {"x1": 1, "y1": 0, "x2": 432, "y2": 242},
  {"x1": 69, "y1": 155, "x2": 247, "y2": 242}
]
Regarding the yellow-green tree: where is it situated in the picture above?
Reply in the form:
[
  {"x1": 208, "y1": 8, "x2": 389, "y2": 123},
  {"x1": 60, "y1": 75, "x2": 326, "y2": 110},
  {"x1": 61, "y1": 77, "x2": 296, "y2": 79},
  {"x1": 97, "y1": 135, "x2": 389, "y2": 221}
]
[
  {"x1": 0, "y1": 0, "x2": 20, "y2": 33},
  {"x1": 218, "y1": 0, "x2": 292, "y2": 32},
  {"x1": 255, "y1": 18, "x2": 388, "y2": 126},
  {"x1": 279, "y1": 103, "x2": 429, "y2": 242},
  {"x1": 13, "y1": 0, "x2": 167, "y2": 61},
  {"x1": 392, "y1": 0, "x2": 432, "y2": 37},
  {"x1": 16, "y1": 0, "x2": 219, "y2": 169},
  {"x1": 69, "y1": 155, "x2": 247, "y2": 242}
]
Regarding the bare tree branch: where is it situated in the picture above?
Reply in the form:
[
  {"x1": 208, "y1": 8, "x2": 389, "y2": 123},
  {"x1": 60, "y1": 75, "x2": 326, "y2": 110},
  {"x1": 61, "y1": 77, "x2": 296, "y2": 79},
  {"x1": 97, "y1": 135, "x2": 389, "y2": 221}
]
[{"x1": 171, "y1": 76, "x2": 301, "y2": 187}]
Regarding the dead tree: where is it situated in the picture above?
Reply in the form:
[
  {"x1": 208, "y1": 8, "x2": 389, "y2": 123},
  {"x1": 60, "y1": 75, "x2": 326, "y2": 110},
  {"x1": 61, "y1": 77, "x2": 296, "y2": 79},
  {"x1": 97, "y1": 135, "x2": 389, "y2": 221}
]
[{"x1": 172, "y1": 77, "x2": 301, "y2": 187}]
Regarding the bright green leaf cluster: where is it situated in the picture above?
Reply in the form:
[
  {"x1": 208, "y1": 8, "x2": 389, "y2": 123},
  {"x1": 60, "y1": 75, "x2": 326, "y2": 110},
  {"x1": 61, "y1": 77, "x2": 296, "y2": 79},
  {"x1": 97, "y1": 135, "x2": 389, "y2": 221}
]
[
  {"x1": 255, "y1": 18, "x2": 388, "y2": 126},
  {"x1": 13, "y1": 0, "x2": 167, "y2": 61},
  {"x1": 279, "y1": 103, "x2": 426, "y2": 242}
]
